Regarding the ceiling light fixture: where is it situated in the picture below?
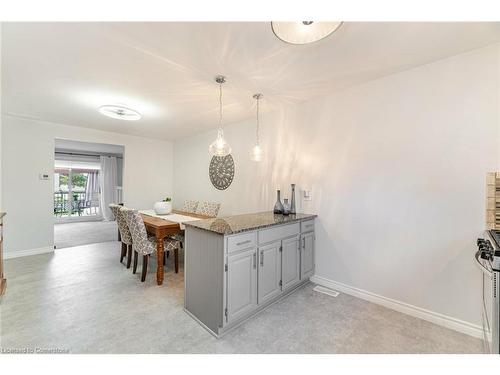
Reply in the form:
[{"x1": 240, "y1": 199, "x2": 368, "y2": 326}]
[
  {"x1": 98, "y1": 105, "x2": 142, "y2": 121},
  {"x1": 251, "y1": 93, "x2": 263, "y2": 162},
  {"x1": 209, "y1": 75, "x2": 232, "y2": 157},
  {"x1": 271, "y1": 21, "x2": 343, "y2": 45}
]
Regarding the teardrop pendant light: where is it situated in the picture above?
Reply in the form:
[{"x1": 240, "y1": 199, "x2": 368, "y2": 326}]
[
  {"x1": 209, "y1": 75, "x2": 232, "y2": 157},
  {"x1": 251, "y1": 93, "x2": 263, "y2": 162}
]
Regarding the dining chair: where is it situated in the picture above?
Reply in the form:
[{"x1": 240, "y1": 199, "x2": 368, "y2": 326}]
[
  {"x1": 182, "y1": 200, "x2": 199, "y2": 213},
  {"x1": 109, "y1": 203, "x2": 133, "y2": 268},
  {"x1": 121, "y1": 207, "x2": 180, "y2": 282},
  {"x1": 167, "y1": 200, "x2": 199, "y2": 251},
  {"x1": 170, "y1": 202, "x2": 220, "y2": 257},
  {"x1": 195, "y1": 201, "x2": 221, "y2": 217}
]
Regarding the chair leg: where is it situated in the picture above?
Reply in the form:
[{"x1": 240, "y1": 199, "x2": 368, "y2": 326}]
[
  {"x1": 133, "y1": 251, "x2": 138, "y2": 274},
  {"x1": 126, "y1": 245, "x2": 132, "y2": 269},
  {"x1": 120, "y1": 242, "x2": 126, "y2": 263},
  {"x1": 141, "y1": 255, "x2": 148, "y2": 282},
  {"x1": 174, "y1": 247, "x2": 179, "y2": 274}
]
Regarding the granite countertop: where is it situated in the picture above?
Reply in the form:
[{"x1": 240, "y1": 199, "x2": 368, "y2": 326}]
[{"x1": 184, "y1": 211, "x2": 317, "y2": 235}]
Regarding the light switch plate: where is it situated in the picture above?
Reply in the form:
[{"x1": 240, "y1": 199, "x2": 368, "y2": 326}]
[
  {"x1": 303, "y1": 190, "x2": 312, "y2": 201},
  {"x1": 39, "y1": 173, "x2": 50, "y2": 180}
]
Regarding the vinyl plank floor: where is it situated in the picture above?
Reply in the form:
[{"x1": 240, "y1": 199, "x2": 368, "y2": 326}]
[
  {"x1": 54, "y1": 221, "x2": 118, "y2": 249},
  {"x1": 0, "y1": 241, "x2": 483, "y2": 354}
]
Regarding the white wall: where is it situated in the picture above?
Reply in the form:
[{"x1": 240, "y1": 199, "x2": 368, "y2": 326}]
[
  {"x1": 0, "y1": 23, "x2": 3, "y2": 211},
  {"x1": 1, "y1": 115, "x2": 173, "y2": 256},
  {"x1": 174, "y1": 44, "x2": 500, "y2": 329}
]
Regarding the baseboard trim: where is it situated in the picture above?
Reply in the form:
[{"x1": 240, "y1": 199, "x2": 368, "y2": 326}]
[
  {"x1": 310, "y1": 275, "x2": 483, "y2": 339},
  {"x1": 4, "y1": 246, "x2": 54, "y2": 259}
]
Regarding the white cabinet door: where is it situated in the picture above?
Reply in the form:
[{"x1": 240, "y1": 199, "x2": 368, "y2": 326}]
[
  {"x1": 282, "y1": 236, "x2": 300, "y2": 290},
  {"x1": 226, "y1": 248, "x2": 257, "y2": 324},
  {"x1": 257, "y1": 241, "x2": 281, "y2": 305},
  {"x1": 300, "y1": 232, "x2": 314, "y2": 280}
]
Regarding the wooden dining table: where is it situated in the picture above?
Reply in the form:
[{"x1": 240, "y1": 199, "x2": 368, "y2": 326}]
[{"x1": 141, "y1": 210, "x2": 211, "y2": 285}]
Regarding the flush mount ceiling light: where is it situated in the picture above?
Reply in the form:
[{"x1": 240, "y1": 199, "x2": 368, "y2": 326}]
[
  {"x1": 98, "y1": 105, "x2": 142, "y2": 121},
  {"x1": 209, "y1": 75, "x2": 232, "y2": 157},
  {"x1": 271, "y1": 21, "x2": 342, "y2": 45}
]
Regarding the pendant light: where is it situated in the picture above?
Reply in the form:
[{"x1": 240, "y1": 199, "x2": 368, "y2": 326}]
[
  {"x1": 251, "y1": 93, "x2": 263, "y2": 162},
  {"x1": 209, "y1": 75, "x2": 231, "y2": 157},
  {"x1": 271, "y1": 21, "x2": 342, "y2": 45}
]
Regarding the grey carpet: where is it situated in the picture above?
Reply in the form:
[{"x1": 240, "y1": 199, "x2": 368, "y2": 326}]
[
  {"x1": 1, "y1": 241, "x2": 483, "y2": 354},
  {"x1": 54, "y1": 221, "x2": 118, "y2": 249}
]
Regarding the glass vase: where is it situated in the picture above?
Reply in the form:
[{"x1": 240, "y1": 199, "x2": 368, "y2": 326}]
[
  {"x1": 290, "y1": 184, "x2": 296, "y2": 214},
  {"x1": 283, "y1": 198, "x2": 291, "y2": 216},
  {"x1": 273, "y1": 190, "x2": 284, "y2": 214}
]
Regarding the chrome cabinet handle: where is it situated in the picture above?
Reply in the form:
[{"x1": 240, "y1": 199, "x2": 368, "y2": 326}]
[
  {"x1": 302, "y1": 237, "x2": 305, "y2": 249},
  {"x1": 260, "y1": 250, "x2": 264, "y2": 267},
  {"x1": 237, "y1": 239, "x2": 251, "y2": 246},
  {"x1": 253, "y1": 253, "x2": 256, "y2": 269}
]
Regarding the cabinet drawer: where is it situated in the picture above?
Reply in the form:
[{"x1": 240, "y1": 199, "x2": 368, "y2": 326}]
[
  {"x1": 227, "y1": 232, "x2": 256, "y2": 254},
  {"x1": 300, "y1": 220, "x2": 314, "y2": 233},
  {"x1": 258, "y1": 223, "x2": 299, "y2": 244}
]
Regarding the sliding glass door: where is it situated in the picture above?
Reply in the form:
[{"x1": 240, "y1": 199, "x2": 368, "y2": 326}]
[
  {"x1": 54, "y1": 168, "x2": 72, "y2": 219},
  {"x1": 54, "y1": 162, "x2": 102, "y2": 221}
]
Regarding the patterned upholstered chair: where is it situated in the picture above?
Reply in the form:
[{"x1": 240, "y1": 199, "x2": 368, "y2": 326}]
[
  {"x1": 121, "y1": 207, "x2": 180, "y2": 282},
  {"x1": 109, "y1": 203, "x2": 133, "y2": 268},
  {"x1": 168, "y1": 200, "x2": 199, "y2": 248},
  {"x1": 195, "y1": 201, "x2": 221, "y2": 217},
  {"x1": 182, "y1": 200, "x2": 199, "y2": 213},
  {"x1": 170, "y1": 201, "x2": 219, "y2": 252}
]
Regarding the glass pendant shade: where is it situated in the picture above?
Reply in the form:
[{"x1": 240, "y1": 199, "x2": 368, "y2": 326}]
[
  {"x1": 271, "y1": 21, "x2": 342, "y2": 45},
  {"x1": 209, "y1": 75, "x2": 231, "y2": 157},
  {"x1": 251, "y1": 143, "x2": 263, "y2": 162},
  {"x1": 209, "y1": 129, "x2": 231, "y2": 157}
]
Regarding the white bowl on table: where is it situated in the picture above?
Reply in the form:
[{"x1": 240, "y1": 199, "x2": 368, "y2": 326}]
[{"x1": 153, "y1": 201, "x2": 172, "y2": 215}]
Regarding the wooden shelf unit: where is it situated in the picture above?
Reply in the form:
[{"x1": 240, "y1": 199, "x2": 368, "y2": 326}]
[{"x1": 486, "y1": 173, "x2": 500, "y2": 230}]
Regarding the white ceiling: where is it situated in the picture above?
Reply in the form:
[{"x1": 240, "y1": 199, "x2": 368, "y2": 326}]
[{"x1": 2, "y1": 22, "x2": 500, "y2": 141}]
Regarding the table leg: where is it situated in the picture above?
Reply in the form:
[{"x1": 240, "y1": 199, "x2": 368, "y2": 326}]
[{"x1": 156, "y1": 236, "x2": 164, "y2": 285}]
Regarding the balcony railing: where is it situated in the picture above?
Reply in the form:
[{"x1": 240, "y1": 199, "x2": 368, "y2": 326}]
[{"x1": 54, "y1": 191, "x2": 99, "y2": 217}]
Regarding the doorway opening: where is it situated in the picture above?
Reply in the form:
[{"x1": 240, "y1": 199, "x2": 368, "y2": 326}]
[
  {"x1": 53, "y1": 139, "x2": 124, "y2": 249},
  {"x1": 54, "y1": 161, "x2": 102, "y2": 220}
]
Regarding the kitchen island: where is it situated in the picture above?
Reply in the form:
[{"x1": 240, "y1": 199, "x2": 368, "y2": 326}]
[{"x1": 184, "y1": 211, "x2": 316, "y2": 337}]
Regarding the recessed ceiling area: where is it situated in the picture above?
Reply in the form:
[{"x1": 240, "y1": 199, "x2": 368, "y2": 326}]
[{"x1": 2, "y1": 22, "x2": 500, "y2": 140}]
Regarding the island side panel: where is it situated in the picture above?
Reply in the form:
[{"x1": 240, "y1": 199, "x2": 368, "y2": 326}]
[{"x1": 184, "y1": 226, "x2": 224, "y2": 334}]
